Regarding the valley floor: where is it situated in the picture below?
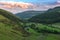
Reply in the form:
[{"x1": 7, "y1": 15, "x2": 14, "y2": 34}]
[{"x1": 0, "y1": 22, "x2": 60, "y2": 40}]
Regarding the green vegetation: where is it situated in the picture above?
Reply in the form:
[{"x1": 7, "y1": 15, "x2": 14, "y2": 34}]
[
  {"x1": 0, "y1": 21, "x2": 60, "y2": 40},
  {"x1": 28, "y1": 7, "x2": 60, "y2": 24},
  {"x1": 0, "y1": 7, "x2": 60, "y2": 40},
  {"x1": 21, "y1": 22, "x2": 60, "y2": 40}
]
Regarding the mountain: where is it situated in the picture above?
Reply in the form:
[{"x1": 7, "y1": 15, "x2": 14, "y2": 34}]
[
  {"x1": 15, "y1": 10, "x2": 45, "y2": 19},
  {"x1": 28, "y1": 6, "x2": 60, "y2": 24}
]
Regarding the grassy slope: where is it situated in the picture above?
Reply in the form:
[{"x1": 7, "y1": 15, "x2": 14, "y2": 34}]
[
  {"x1": 0, "y1": 23, "x2": 23, "y2": 40},
  {"x1": 0, "y1": 15, "x2": 24, "y2": 40}
]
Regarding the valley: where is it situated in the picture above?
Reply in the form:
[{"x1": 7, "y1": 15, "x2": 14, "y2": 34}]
[{"x1": 0, "y1": 7, "x2": 60, "y2": 40}]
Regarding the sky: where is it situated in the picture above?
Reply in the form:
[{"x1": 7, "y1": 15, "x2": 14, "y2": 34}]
[
  {"x1": 0, "y1": 0, "x2": 57, "y2": 4},
  {"x1": 0, "y1": 0, "x2": 60, "y2": 14}
]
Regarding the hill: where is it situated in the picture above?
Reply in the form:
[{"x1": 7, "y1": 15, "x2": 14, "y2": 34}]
[
  {"x1": 0, "y1": 9, "x2": 30, "y2": 34},
  {"x1": 0, "y1": 9, "x2": 31, "y2": 40},
  {"x1": 28, "y1": 7, "x2": 60, "y2": 24},
  {"x1": 15, "y1": 10, "x2": 45, "y2": 19}
]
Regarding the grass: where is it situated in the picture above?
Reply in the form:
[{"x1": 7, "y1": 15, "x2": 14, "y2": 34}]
[
  {"x1": 0, "y1": 22, "x2": 24, "y2": 40},
  {"x1": 0, "y1": 15, "x2": 23, "y2": 40},
  {"x1": 0, "y1": 15, "x2": 6, "y2": 19},
  {"x1": 24, "y1": 22, "x2": 60, "y2": 40}
]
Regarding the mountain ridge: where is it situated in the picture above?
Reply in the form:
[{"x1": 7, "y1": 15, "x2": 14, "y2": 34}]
[
  {"x1": 28, "y1": 6, "x2": 60, "y2": 24},
  {"x1": 16, "y1": 10, "x2": 45, "y2": 19}
]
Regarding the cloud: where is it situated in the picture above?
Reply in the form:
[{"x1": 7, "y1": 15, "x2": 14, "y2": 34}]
[
  {"x1": 35, "y1": 0, "x2": 60, "y2": 10},
  {"x1": 0, "y1": 1, "x2": 36, "y2": 13},
  {"x1": 0, "y1": 2, "x2": 34, "y2": 9},
  {"x1": 0, "y1": 0, "x2": 60, "y2": 13}
]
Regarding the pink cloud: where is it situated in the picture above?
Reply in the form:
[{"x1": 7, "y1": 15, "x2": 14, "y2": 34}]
[
  {"x1": 0, "y1": 2, "x2": 36, "y2": 13},
  {"x1": 0, "y1": 1, "x2": 60, "y2": 13},
  {"x1": 0, "y1": 2, "x2": 35, "y2": 9}
]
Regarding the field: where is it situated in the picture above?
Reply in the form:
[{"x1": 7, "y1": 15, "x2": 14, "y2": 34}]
[{"x1": 24, "y1": 22, "x2": 60, "y2": 40}]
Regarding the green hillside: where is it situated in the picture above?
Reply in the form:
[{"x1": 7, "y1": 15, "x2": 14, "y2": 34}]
[
  {"x1": 0, "y1": 15, "x2": 23, "y2": 40},
  {"x1": 0, "y1": 9, "x2": 30, "y2": 35},
  {"x1": 0, "y1": 9, "x2": 30, "y2": 40},
  {"x1": 28, "y1": 7, "x2": 60, "y2": 24}
]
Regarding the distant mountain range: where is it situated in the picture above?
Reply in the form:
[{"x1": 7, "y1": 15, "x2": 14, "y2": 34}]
[
  {"x1": 28, "y1": 6, "x2": 60, "y2": 24},
  {"x1": 15, "y1": 10, "x2": 45, "y2": 19}
]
